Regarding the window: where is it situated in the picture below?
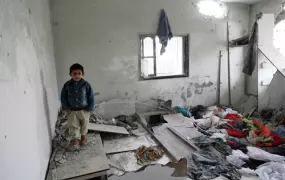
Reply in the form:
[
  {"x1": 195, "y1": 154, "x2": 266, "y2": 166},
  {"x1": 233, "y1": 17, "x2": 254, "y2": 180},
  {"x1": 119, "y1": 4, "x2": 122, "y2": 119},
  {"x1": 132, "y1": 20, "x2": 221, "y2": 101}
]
[{"x1": 139, "y1": 35, "x2": 189, "y2": 80}]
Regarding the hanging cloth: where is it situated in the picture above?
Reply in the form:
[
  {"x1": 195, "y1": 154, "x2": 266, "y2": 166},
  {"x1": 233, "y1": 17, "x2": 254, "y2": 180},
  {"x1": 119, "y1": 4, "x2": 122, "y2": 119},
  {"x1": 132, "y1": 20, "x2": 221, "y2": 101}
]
[{"x1": 157, "y1": 9, "x2": 173, "y2": 55}]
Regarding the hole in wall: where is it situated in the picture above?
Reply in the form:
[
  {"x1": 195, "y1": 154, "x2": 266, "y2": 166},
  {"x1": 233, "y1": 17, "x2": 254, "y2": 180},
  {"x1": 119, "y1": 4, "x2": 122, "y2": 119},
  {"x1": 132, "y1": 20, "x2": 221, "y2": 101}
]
[{"x1": 196, "y1": 0, "x2": 227, "y2": 19}]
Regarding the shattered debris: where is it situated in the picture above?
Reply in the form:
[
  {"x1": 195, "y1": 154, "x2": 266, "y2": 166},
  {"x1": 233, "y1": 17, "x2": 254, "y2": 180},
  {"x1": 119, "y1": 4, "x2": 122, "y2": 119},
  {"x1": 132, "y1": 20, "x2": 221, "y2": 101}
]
[
  {"x1": 48, "y1": 100, "x2": 285, "y2": 180},
  {"x1": 136, "y1": 145, "x2": 165, "y2": 165}
]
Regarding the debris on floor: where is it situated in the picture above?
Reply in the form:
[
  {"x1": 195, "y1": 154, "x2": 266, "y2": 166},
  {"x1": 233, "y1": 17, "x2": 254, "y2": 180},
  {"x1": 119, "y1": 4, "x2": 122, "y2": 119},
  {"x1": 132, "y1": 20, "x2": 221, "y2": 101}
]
[
  {"x1": 47, "y1": 100, "x2": 285, "y2": 180},
  {"x1": 136, "y1": 145, "x2": 165, "y2": 165}
]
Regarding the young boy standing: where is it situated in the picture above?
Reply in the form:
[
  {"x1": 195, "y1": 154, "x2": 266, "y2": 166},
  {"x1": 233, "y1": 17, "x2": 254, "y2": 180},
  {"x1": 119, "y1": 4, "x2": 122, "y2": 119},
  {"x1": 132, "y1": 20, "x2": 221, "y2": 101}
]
[{"x1": 61, "y1": 63, "x2": 94, "y2": 147}]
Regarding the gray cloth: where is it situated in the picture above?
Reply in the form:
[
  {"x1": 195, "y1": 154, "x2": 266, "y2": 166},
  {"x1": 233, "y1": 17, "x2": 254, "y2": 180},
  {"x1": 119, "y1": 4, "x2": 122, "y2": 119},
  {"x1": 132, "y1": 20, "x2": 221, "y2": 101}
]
[
  {"x1": 230, "y1": 13, "x2": 262, "y2": 76},
  {"x1": 242, "y1": 21, "x2": 258, "y2": 76},
  {"x1": 157, "y1": 9, "x2": 173, "y2": 55}
]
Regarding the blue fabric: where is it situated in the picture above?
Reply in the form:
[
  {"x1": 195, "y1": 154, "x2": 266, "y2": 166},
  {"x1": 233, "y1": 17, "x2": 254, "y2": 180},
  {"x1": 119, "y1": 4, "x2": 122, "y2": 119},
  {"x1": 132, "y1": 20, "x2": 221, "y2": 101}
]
[
  {"x1": 61, "y1": 79, "x2": 94, "y2": 111},
  {"x1": 157, "y1": 9, "x2": 173, "y2": 55},
  {"x1": 175, "y1": 106, "x2": 192, "y2": 118},
  {"x1": 273, "y1": 126, "x2": 285, "y2": 138}
]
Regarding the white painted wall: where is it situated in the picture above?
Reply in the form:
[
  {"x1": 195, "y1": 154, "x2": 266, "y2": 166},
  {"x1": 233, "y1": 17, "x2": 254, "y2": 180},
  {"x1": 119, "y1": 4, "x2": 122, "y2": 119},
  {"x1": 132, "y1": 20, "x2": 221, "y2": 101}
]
[
  {"x1": 250, "y1": 1, "x2": 285, "y2": 110},
  {"x1": 51, "y1": 0, "x2": 249, "y2": 108},
  {"x1": 0, "y1": 0, "x2": 60, "y2": 180}
]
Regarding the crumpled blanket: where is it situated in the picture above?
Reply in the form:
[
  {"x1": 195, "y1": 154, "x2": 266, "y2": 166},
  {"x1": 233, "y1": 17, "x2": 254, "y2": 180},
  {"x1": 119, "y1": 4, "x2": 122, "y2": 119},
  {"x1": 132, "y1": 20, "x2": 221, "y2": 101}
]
[
  {"x1": 247, "y1": 146, "x2": 285, "y2": 162},
  {"x1": 136, "y1": 146, "x2": 164, "y2": 165},
  {"x1": 256, "y1": 161, "x2": 285, "y2": 180}
]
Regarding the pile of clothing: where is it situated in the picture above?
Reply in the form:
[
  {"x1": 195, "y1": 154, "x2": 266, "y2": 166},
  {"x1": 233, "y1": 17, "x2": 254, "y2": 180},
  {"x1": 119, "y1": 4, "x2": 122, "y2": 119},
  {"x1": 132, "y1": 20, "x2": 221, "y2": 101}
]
[
  {"x1": 175, "y1": 105, "x2": 208, "y2": 119},
  {"x1": 175, "y1": 105, "x2": 285, "y2": 179},
  {"x1": 136, "y1": 146, "x2": 164, "y2": 165},
  {"x1": 226, "y1": 147, "x2": 285, "y2": 180},
  {"x1": 215, "y1": 115, "x2": 285, "y2": 148},
  {"x1": 188, "y1": 135, "x2": 241, "y2": 180}
]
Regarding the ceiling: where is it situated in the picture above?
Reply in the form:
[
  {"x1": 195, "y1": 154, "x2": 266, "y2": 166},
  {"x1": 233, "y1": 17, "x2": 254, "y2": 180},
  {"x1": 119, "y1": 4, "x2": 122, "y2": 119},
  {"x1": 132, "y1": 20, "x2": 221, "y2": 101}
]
[{"x1": 220, "y1": 0, "x2": 264, "y2": 4}]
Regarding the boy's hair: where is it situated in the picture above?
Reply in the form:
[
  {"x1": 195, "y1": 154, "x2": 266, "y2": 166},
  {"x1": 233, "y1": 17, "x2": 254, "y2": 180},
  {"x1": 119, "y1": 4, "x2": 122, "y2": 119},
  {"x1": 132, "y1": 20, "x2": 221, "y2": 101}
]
[{"x1": 69, "y1": 63, "x2": 84, "y2": 74}]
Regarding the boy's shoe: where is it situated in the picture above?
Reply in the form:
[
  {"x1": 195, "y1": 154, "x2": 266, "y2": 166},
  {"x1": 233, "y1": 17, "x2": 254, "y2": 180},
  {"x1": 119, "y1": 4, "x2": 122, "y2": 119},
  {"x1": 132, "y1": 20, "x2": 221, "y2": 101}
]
[{"x1": 80, "y1": 135, "x2": 87, "y2": 145}]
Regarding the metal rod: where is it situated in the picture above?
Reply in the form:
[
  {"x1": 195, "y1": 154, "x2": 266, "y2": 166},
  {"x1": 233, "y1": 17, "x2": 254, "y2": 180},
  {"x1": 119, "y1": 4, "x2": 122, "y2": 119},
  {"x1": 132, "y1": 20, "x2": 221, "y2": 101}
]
[
  {"x1": 258, "y1": 48, "x2": 285, "y2": 78},
  {"x1": 217, "y1": 50, "x2": 222, "y2": 105},
  {"x1": 227, "y1": 22, "x2": 232, "y2": 106},
  {"x1": 153, "y1": 37, "x2": 157, "y2": 76}
]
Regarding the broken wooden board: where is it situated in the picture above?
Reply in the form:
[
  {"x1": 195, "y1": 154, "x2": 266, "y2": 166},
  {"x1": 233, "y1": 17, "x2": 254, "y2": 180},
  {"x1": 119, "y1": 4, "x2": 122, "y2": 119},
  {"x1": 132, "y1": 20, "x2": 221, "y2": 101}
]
[
  {"x1": 171, "y1": 126, "x2": 202, "y2": 140},
  {"x1": 163, "y1": 114, "x2": 194, "y2": 127},
  {"x1": 152, "y1": 124, "x2": 195, "y2": 161},
  {"x1": 89, "y1": 123, "x2": 129, "y2": 135},
  {"x1": 48, "y1": 133, "x2": 109, "y2": 180},
  {"x1": 168, "y1": 127, "x2": 200, "y2": 151},
  {"x1": 103, "y1": 136, "x2": 150, "y2": 154}
]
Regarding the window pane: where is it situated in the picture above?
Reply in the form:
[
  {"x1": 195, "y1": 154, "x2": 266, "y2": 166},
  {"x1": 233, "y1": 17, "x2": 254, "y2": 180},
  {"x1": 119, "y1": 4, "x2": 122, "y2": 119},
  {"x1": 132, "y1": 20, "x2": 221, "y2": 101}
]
[
  {"x1": 155, "y1": 36, "x2": 184, "y2": 76},
  {"x1": 141, "y1": 58, "x2": 154, "y2": 77},
  {"x1": 142, "y1": 37, "x2": 154, "y2": 57}
]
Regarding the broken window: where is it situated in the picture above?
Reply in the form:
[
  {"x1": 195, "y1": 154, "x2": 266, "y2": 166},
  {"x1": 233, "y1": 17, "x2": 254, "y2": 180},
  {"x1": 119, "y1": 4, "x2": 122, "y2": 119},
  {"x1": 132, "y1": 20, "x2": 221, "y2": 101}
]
[
  {"x1": 139, "y1": 35, "x2": 189, "y2": 80},
  {"x1": 274, "y1": 19, "x2": 285, "y2": 57}
]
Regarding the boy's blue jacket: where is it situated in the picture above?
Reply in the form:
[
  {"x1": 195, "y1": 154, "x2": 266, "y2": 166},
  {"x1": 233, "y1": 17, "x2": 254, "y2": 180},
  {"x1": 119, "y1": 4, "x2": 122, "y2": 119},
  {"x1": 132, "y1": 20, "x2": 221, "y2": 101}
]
[{"x1": 61, "y1": 79, "x2": 94, "y2": 111}]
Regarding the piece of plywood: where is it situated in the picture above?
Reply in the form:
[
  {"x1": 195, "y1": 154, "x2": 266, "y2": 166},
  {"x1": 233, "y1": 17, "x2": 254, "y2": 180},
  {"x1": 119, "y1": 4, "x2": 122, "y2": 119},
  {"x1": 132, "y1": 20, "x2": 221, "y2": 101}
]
[
  {"x1": 89, "y1": 123, "x2": 129, "y2": 135},
  {"x1": 163, "y1": 114, "x2": 194, "y2": 127},
  {"x1": 49, "y1": 133, "x2": 109, "y2": 180},
  {"x1": 103, "y1": 136, "x2": 150, "y2": 154},
  {"x1": 168, "y1": 127, "x2": 200, "y2": 151},
  {"x1": 152, "y1": 124, "x2": 195, "y2": 161},
  {"x1": 171, "y1": 126, "x2": 202, "y2": 139}
]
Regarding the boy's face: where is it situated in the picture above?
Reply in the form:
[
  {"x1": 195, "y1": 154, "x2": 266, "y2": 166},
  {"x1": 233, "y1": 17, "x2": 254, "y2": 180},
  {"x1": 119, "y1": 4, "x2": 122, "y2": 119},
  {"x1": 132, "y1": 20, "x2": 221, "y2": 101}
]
[{"x1": 71, "y1": 70, "x2": 84, "y2": 81}]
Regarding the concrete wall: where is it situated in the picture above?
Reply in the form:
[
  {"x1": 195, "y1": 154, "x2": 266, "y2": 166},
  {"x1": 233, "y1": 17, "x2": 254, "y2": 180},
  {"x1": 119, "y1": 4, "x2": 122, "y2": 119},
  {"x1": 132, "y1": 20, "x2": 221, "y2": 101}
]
[
  {"x1": 51, "y1": 0, "x2": 249, "y2": 108},
  {"x1": 250, "y1": 1, "x2": 285, "y2": 110},
  {"x1": 0, "y1": 0, "x2": 60, "y2": 180}
]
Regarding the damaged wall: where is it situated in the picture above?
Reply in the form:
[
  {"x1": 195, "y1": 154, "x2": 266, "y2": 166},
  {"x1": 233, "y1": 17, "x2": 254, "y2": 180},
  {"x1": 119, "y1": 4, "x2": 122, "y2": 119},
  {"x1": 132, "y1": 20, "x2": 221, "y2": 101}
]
[
  {"x1": 250, "y1": 1, "x2": 285, "y2": 110},
  {"x1": 51, "y1": 0, "x2": 249, "y2": 108},
  {"x1": 0, "y1": 0, "x2": 60, "y2": 180}
]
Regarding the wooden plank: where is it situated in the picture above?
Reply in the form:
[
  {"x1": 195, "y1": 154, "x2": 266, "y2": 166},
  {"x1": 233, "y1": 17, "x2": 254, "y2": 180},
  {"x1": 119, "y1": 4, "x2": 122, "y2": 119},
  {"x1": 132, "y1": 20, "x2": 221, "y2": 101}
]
[
  {"x1": 152, "y1": 124, "x2": 195, "y2": 161},
  {"x1": 163, "y1": 114, "x2": 194, "y2": 127},
  {"x1": 64, "y1": 171, "x2": 107, "y2": 180},
  {"x1": 103, "y1": 136, "x2": 150, "y2": 154},
  {"x1": 171, "y1": 126, "x2": 202, "y2": 140},
  {"x1": 168, "y1": 127, "x2": 200, "y2": 151},
  {"x1": 89, "y1": 123, "x2": 129, "y2": 135},
  {"x1": 50, "y1": 133, "x2": 109, "y2": 180},
  {"x1": 136, "y1": 113, "x2": 177, "y2": 161}
]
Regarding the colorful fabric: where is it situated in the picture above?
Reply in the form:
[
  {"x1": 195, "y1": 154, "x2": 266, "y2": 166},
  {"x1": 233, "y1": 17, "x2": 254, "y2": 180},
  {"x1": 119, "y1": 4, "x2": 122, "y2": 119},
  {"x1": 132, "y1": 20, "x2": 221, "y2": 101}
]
[
  {"x1": 225, "y1": 114, "x2": 241, "y2": 121},
  {"x1": 175, "y1": 106, "x2": 191, "y2": 117},
  {"x1": 226, "y1": 129, "x2": 247, "y2": 138},
  {"x1": 136, "y1": 146, "x2": 165, "y2": 165}
]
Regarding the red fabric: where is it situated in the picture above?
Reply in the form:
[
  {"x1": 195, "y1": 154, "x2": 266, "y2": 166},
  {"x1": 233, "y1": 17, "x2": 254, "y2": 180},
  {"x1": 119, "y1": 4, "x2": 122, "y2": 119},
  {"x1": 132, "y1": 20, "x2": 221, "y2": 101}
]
[
  {"x1": 226, "y1": 128, "x2": 247, "y2": 137},
  {"x1": 252, "y1": 120, "x2": 271, "y2": 137},
  {"x1": 224, "y1": 114, "x2": 241, "y2": 121},
  {"x1": 271, "y1": 133, "x2": 285, "y2": 146}
]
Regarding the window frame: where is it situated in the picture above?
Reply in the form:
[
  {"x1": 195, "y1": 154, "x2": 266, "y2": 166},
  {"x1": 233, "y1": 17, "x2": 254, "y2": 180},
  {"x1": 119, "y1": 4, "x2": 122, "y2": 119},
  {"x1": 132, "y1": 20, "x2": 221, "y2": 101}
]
[{"x1": 138, "y1": 34, "x2": 190, "y2": 80}]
